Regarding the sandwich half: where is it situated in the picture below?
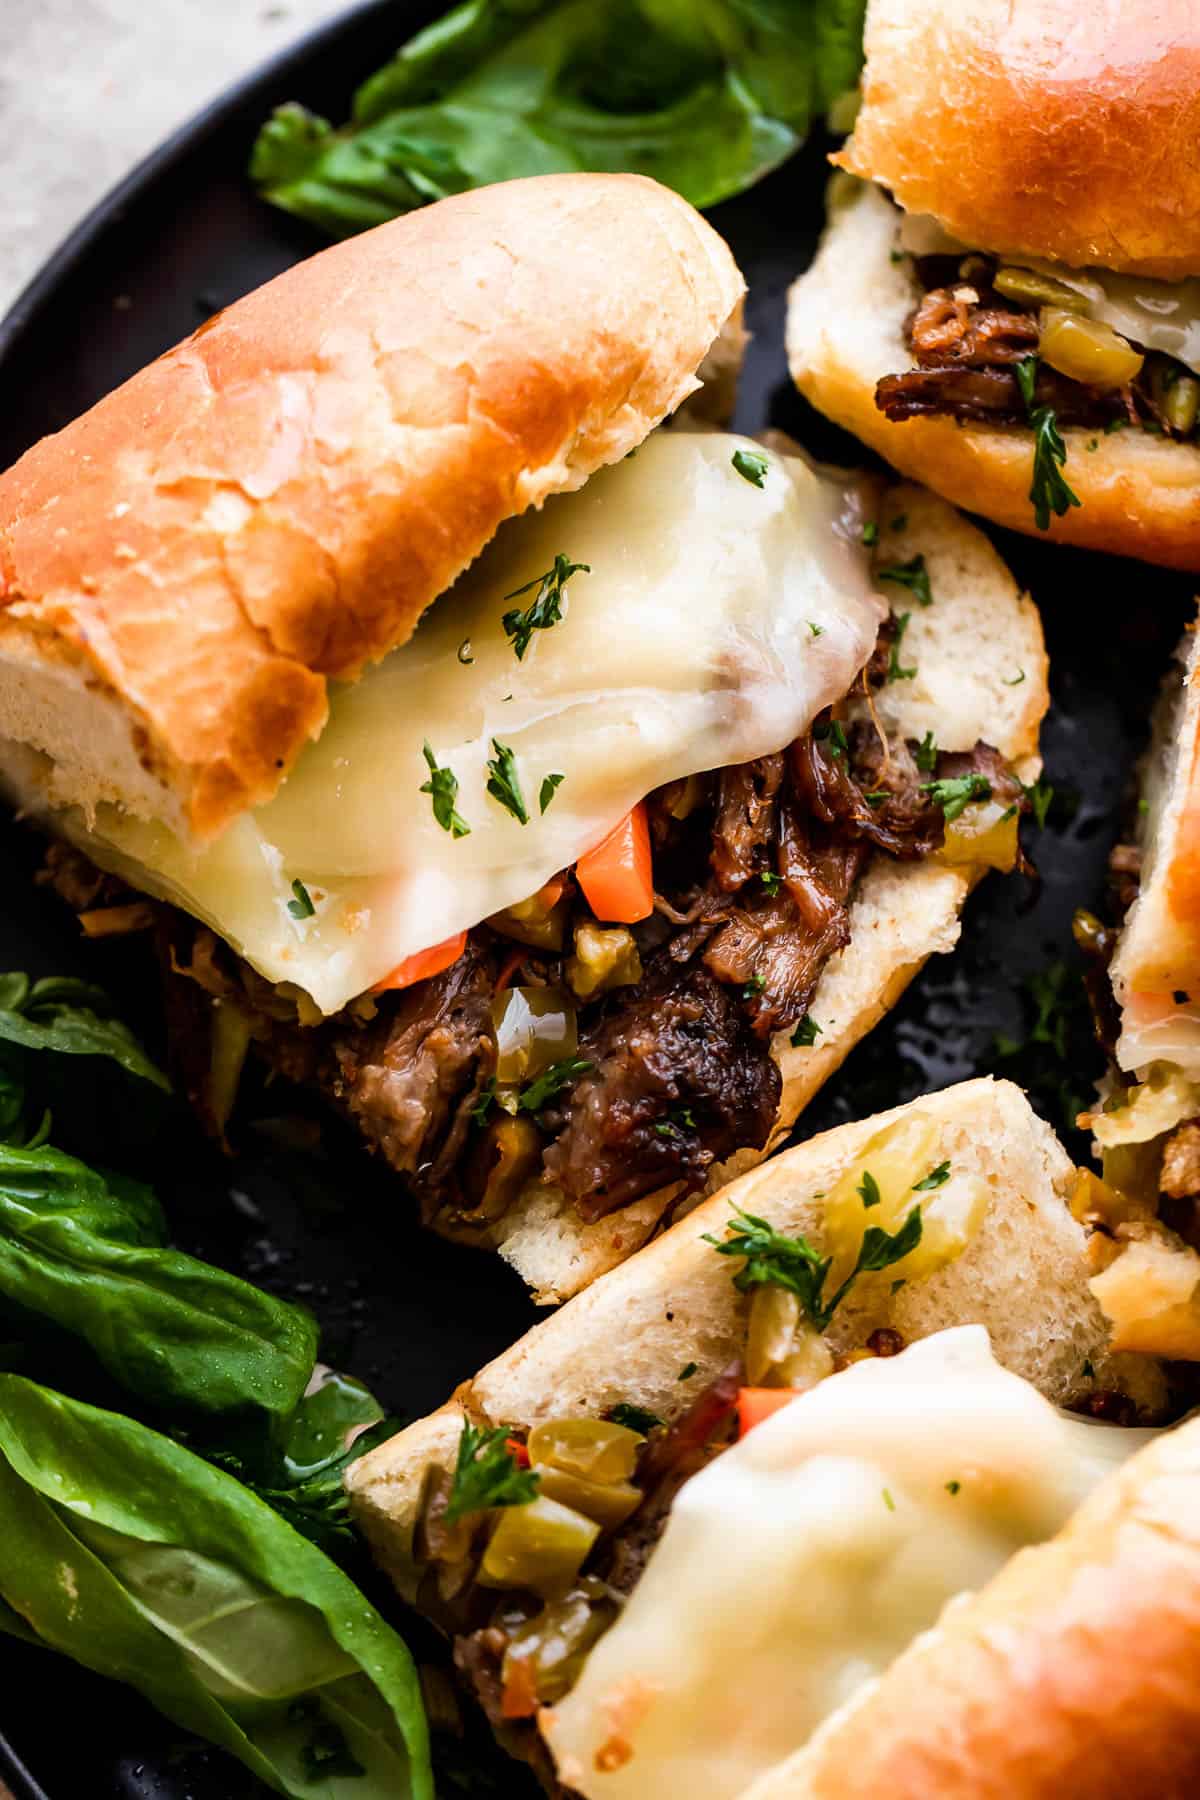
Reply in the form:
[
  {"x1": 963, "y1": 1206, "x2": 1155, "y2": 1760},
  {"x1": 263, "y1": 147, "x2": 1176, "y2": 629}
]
[
  {"x1": 788, "y1": 0, "x2": 1200, "y2": 568},
  {"x1": 348, "y1": 1078, "x2": 1177, "y2": 1796},
  {"x1": 0, "y1": 172, "x2": 1044, "y2": 1302},
  {"x1": 1079, "y1": 617, "x2": 1200, "y2": 1360}
]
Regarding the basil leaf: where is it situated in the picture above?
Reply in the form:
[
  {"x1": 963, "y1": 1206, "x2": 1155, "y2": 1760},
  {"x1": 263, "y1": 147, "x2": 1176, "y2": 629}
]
[
  {"x1": 0, "y1": 1140, "x2": 317, "y2": 1428},
  {"x1": 0, "y1": 1378, "x2": 433, "y2": 1800},
  {"x1": 250, "y1": 0, "x2": 867, "y2": 235},
  {"x1": 0, "y1": 973, "x2": 167, "y2": 1091}
]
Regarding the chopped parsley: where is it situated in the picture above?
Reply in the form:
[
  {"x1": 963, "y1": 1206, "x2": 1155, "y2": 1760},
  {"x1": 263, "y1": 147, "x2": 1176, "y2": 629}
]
[
  {"x1": 891, "y1": 513, "x2": 908, "y2": 532},
  {"x1": 815, "y1": 719, "x2": 849, "y2": 761},
  {"x1": 518, "y1": 1056, "x2": 592, "y2": 1113},
  {"x1": 654, "y1": 1106, "x2": 698, "y2": 1140},
  {"x1": 878, "y1": 554, "x2": 932, "y2": 608},
  {"x1": 421, "y1": 741, "x2": 471, "y2": 838},
  {"x1": 705, "y1": 1202, "x2": 923, "y2": 1332},
  {"x1": 445, "y1": 1421, "x2": 539, "y2": 1522},
  {"x1": 921, "y1": 772, "x2": 992, "y2": 822},
  {"x1": 1015, "y1": 354, "x2": 1039, "y2": 412},
  {"x1": 808, "y1": 620, "x2": 825, "y2": 638},
  {"x1": 286, "y1": 879, "x2": 315, "y2": 920},
  {"x1": 678, "y1": 1361, "x2": 698, "y2": 1381},
  {"x1": 457, "y1": 638, "x2": 474, "y2": 665},
  {"x1": 502, "y1": 555, "x2": 589, "y2": 660},
  {"x1": 1003, "y1": 668, "x2": 1026, "y2": 686},
  {"x1": 732, "y1": 448, "x2": 769, "y2": 488},
  {"x1": 485, "y1": 739, "x2": 528, "y2": 824},
  {"x1": 743, "y1": 972, "x2": 766, "y2": 998},
  {"x1": 470, "y1": 1078, "x2": 497, "y2": 1126},
  {"x1": 882, "y1": 1487, "x2": 896, "y2": 1512},
  {"x1": 607, "y1": 1403, "x2": 662, "y2": 1434},
  {"x1": 1024, "y1": 776, "x2": 1054, "y2": 830},
  {"x1": 914, "y1": 730, "x2": 938, "y2": 774},
  {"x1": 1029, "y1": 406, "x2": 1081, "y2": 531},
  {"x1": 760, "y1": 870, "x2": 783, "y2": 897},
  {"x1": 861, "y1": 520, "x2": 879, "y2": 547},
  {"x1": 539, "y1": 771, "x2": 565, "y2": 814},
  {"x1": 913, "y1": 1160, "x2": 951, "y2": 1191},
  {"x1": 887, "y1": 610, "x2": 915, "y2": 682},
  {"x1": 856, "y1": 1169, "x2": 882, "y2": 1209},
  {"x1": 791, "y1": 1014, "x2": 822, "y2": 1048},
  {"x1": 945, "y1": 1479, "x2": 961, "y2": 1496}
]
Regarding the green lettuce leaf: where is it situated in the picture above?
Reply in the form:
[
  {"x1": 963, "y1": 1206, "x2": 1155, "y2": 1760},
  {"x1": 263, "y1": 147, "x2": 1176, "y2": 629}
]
[
  {"x1": 0, "y1": 1138, "x2": 317, "y2": 1428},
  {"x1": 0, "y1": 972, "x2": 168, "y2": 1090},
  {"x1": 0, "y1": 1377, "x2": 432, "y2": 1800},
  {"x1": 250, "y1": 0, "x2": 867, "y2": 236}
]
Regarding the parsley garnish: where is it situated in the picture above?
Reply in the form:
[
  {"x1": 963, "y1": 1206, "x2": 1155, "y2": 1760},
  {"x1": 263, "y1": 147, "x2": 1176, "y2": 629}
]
[
  {"x1": 539, "y1": 772, "x2": 564, "y2": 814},
  {"x1": 864, "y1": 788, "x2": 889, "y2": 807},
  {"x1": 791, "y1": 1014, "x2": 822, "y2": 1048},
  {"x1": 1015, "y1": 354, "x2": 1039, "y2": 413},
  {"x1": 518, "y1": 1056, "x2": 592, "y2": 1113},
  {"x1": 421, "y1": 742, "x2": 471, "y2": 838},
  {"x1": 1024, "y1": 776, "x2": 1054, "y2": 830},
  {"x1": 1003, "y1": 669, "x2": 1025, "y2": 686},
  {"x1": 485, "y1": 739, "x2": 528, "y2": 824},
  {"x1": 760, "y1": 870, "x2": 783, "y2": 897},
  {"x1": 808, "y1": 621, "x2": 825, "y2": 638},
  {"x1": 887, "y1": 610, "x2": 915, "y2": 682},
  {"x1": 705, "y1": 1202, "x2": 923, "y2": 1331},
  {"x1": 815, "y1": 719, "x2": 848, "y2": 761},
  {"x1": 945, "y1": 1479, "x2": 961, "y2": 1496},
  {"x1": 862, "y1": 520, "x2": 879, "y2": 547},
  {"x1": 857, "y1": 1170, "x2": 881, "y2": 1208},
  {"x1": 732, "y1": 448, "x2": 769, "y2": 488},
  {"x1": 882, "y1": 1487, "x2": 896, "y2": 1512},
  {"x1": 470, "y1": 1078, "x2": 497, "y2": 1127},
  {"x1": 921, "y1": 772, "x2": 992, "y2": 822},
  {"x1": 457, "y1": 638, "x2": 474, "y2": 665},
  {"x1": 678, "y1": 1361, "x2": 698, "y2": 1381},
  {"x1": 607, "y1": 1403, "x2": 662, "y2": 1434},
  {"x1": 445, "y1": 1421, "x2": 539, "y2": 1522},
  {"x1": 1029, "y1": 407, "x2": 1081, "y2": 531},
  {"x1": 743, "y1": 972, "x2": 766, "y2": 998},
  {"x1": 286, "y1": 879, "x2": 315, "y2": 920},
  {"x1": 878, "y1": 554, "x2": 932, "y2": 608},
  {"x1": 502, "y1": 555, "x2": 589, "y2": 660},
  {"x1": 914, "y1": 730, "x2": 938, "y2": 773},
  {"x1": 655, "y1": 1105, "x2": 697, "y2": 1138},
  {"x1": 913, "y1": 1160, "x2": 951, "y2": 1191}
]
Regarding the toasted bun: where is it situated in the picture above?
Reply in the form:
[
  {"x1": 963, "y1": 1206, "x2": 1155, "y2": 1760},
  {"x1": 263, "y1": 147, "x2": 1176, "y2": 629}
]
[
  {"x1": 349, "y1": 1077, "x2": 1163, "y2": 1604},
  {"x1": 788, "y1": 180, "x2": 1200, "y2": 569},
  {"x1": 0, "y1": 174, "x2": 743, "y2": 840},
  {"x1": 743, "y1": 1414, "x2": 1200, "y2": 1800},
  {"x1": 451, "y1": 478, "x2": 1047, "y2": 1302},
  {"x1": 836, "y1": 0, "x2": 1200, "y2": 280}
]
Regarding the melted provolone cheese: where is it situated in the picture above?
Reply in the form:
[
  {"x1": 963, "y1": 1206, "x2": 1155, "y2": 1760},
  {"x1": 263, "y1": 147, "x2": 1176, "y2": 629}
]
[
  {"x1": 51, "y1": 432, "x2": 880, "y2": 1015},
  {"x1": 897, "y1": 212, "x2": 1200, "y2": 373},
  {"x1": 541, "y1": 1327, "x2": 1152, "y2": 1800}
]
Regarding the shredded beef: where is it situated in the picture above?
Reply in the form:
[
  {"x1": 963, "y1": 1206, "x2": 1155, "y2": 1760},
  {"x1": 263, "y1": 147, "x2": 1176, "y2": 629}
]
[
  {"x1": 710, "y1": 754, "x2": 785, "y2": 891},
  {"x1": 794, "y1": 724, "x2": 946, "y2": 859},
  {"x1": 909, "y1": 284, "x2": 1039, "y2": 368},
  {"x1": 542, "y1": 964, "x2": 779, "y2": 1221},
  {"x1": 877, "y1": 362, "x2": 1127, "y2": 429},
  {"x1": 453, "y1": 1630, "x2": 567, "y2": 1796},
  {"x1": 330, "y1": 937, "x2": 497, "y2": 1198}
]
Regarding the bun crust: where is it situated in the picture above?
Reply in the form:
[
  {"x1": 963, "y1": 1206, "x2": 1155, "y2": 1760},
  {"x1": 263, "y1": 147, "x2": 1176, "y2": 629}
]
[
  {"x1": 746, "y1": 1415, "x2": 1200, "y2": 1800},
  {"x1": 788, "y1": 180, "x2": 1200, "y2": 570},
  {"x1": 349, "y1": 1078, "x2": 1163, "y2": 1604},
  {"x1": 0, "y1": 174, "x2": 743, "y2": 838},
  {"x1": 837, "y1": 0, "x2": 1200, "y2": 279}
]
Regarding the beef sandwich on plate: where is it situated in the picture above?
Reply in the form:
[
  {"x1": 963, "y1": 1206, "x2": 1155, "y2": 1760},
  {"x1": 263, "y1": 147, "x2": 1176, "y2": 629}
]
[
  {"x1": 788, "y1": 0, "x2": 1200, "y2": 568},
  {"x1": 1078, "y1": 618, "x2": 1200, "y2": 1363},
  {"x1": 349, "y1": 1078, "x2": 1191, "y2": 1798},
  {"x1": 0, "y1": 171, "x2": 1044, "y2": 1302}
]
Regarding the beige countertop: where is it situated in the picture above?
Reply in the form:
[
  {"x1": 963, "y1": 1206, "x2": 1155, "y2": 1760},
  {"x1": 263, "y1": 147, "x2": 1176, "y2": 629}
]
[{"x1": 0, "y1": 0, "x2": 351, "y2": 317}]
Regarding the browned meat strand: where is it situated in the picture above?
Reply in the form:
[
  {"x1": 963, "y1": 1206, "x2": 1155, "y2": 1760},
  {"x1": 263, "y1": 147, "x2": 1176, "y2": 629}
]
[
  {"x1": 876, "y1": 363, "x2": 1127, "y2": 428},
  {"x1": 543, "y1": 965, "x2": 779, "y2": 1221},
  {"x1": 710, "y1": 754, "x2": 785, "y2": 891},
  {"x1": 795, "y1": 724, "x2": 947, "y2": 859},
  {"x1": 330, "y1": 936, "x2": 497, "y2": 1194},
  {"x1": 909, "y1": 284, "x2": 1038, "y2": 367}
]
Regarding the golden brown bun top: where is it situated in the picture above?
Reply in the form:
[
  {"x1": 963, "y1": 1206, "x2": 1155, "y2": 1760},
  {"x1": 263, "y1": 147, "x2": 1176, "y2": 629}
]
[
  {"x1": 0, "y1": 174, "x2": 743, "y2": 838},
  {"x1": 836, "y1": 0, "x2": 1200, "y2": 279}
]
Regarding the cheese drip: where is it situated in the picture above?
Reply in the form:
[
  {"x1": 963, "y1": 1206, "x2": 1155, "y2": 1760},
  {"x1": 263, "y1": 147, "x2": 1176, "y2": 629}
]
[
  {"x1": 41, "y1": 432, "x2": 882, "y2": 1015},
  {"x1": 541, "y1": 1327, "x2": 1151, "y2": 1800}
]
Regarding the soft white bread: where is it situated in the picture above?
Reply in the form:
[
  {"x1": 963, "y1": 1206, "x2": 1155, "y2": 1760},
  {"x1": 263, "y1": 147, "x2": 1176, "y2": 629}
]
[
  {"x1": 836, "y1": 0, "x2": 1200, "y2": 281},
  {"x1": 787, "y1": 179, "x2": 1200, "y2": 569},
  {"x1": 349, "y1": 1077, "x2": 1162, "y2": 1604},
  {"x1": 0, "y1": 174, "x2": 743, "y2": 840},
  {"x1": 742, "y1": 1413, "x2": 1200, "y2": 1800},
  {"x1": 472, "y1": 478, "x2": 1048, "y2": 1301}
]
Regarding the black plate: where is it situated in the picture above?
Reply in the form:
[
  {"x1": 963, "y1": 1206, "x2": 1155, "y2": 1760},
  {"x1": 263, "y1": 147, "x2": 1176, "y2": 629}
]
[{"x1": 0, "y1": 7, "x2": 1193, "y2": 1795}]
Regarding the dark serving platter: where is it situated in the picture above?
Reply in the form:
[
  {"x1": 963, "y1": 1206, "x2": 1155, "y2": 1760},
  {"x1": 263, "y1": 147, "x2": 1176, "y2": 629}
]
[{"x1": 0, "y1": 4, "x2": 1193, "y2": 1794}]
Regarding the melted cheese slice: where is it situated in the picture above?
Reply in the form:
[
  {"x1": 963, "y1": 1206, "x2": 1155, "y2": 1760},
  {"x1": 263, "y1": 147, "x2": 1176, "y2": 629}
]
[
  {"x1": 541, "y1": 1327, "x2": 1152, "y2": 1800},
  {"x1": 49, "y1": 432, "x2": 880, "y2": 1015}
]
